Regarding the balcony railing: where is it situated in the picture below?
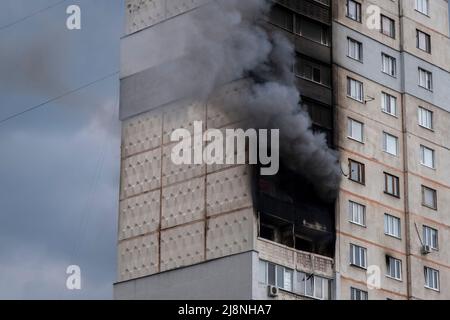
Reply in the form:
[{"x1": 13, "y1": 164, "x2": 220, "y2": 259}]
[{"x1": 257, "y1": 238, "x2": 334, "y2": 278}]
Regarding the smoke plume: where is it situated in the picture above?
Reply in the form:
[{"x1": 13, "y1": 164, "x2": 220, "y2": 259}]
[{"x1": 165, "y1": 0, "x2": 341, "y2": 199}]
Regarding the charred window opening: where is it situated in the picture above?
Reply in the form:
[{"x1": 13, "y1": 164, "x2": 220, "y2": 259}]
[
  {"x1": 302, "y1": 98, "x2": 333, "y2": 147},
  {"x1": 254, "y1": 162, "x2": 335, "y2": 258}
]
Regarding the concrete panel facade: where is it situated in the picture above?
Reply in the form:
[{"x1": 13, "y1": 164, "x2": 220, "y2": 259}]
[{"x1": 334, "y1": 0, "x2": 450, "y2": 300}]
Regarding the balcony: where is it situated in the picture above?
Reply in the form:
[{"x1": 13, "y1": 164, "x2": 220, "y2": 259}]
[{"x1": 257, "y1": 238, "x2": 334, "y2": 278}]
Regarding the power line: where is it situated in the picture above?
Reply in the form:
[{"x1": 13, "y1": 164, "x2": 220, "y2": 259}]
[
  {"x1": 0, "y1": 71, "x2": 119, "y2": 126},
  {"x1": 0, "y1": 0, "x2": 68, "y2": 32}
]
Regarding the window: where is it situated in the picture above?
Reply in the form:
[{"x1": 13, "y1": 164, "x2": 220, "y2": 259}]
[
  {"x1": 351, "y1": 287, "x2": 368, "y2": 300},
  {"x1": 423, "y1": 226, "x2": 438, "y2": 250},
  {"x1": 304, "y1": 99, "x2": 333, "y2": 146},
  {"x1": 386, "y1": 256, "x2": 402, "y2": 280},
  {"x1": 381, "y1": 92, "x2": 397, "y2": 116},
  {"x1": 296, "y1": 272, "x2": 331, "y2": 300},
  {"x1": 348, "y1": 118, "x2": 364, "y2": 142},
  {"x1": 347, "y1": 0, "x2": 361, "y2": 22},
  {"x1": 384, "y1": 214, "x2": 401, "y2": 238},
  {"x1": 269, "y1": 4, "x2": 294, "y2": 32},
  {"x1": 418, "y1": 107, "x2": 433, "y2": 129},
  {"x1": 349, "y1": 159, "x2": 365, "y2": 184},
  {"x1": 295, "y1": 56, "x2": 331, "y2": 87},
  {"x1": 349, "y1": 201, "x2": 366, "y2": 226},
  {"x1": 419, "y1": 68, "x2": 433, "y2": 90},
  {"x1": 350, "y1": 244, "x2": 367, "y2": 269},
  {"x1": 422, "y1": 185, "x2": 437, "y2": 210},
  {"x1": 383, "y1": 132, "x2": 398, "y2": 156},
  {"x1": 260, "y1": 260, "x2": 293, "y2": 292},
  {"x1": 381, "y1": 15, "x2": 395, "y2": 38},
  {"x1": 295, "y1": 16, "x2": 330, "y2": 46},
  {"x1": 384, "y1": 173, "x2": 400, "y2": 198},
  {"x1": 347, "y1": 77, "x2": 363, "y2": 102},
  {"x1": 269, "y1": 6, "x2": 331, "y2": 47},
  {"x1": 420, "y1": 145, "x2": 435, "y2": 169},
  {"x1": 415, "y1": 0, "x2": 429, "y2": 15},
  {"x1": 417, "y1": 30, "x2": 431, "y2": 53},
  {"x1": 382, "y1": 53, "x2": 396, "y2": 77},
  {"x1": 424, "y1": 267, "x2": 439, "y2": 291},
  {"x1": 348, "y1": 38, "x2": 363, "y2": 61}
]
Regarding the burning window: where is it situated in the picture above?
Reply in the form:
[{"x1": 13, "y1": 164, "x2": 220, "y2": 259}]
[{"x1": 256, "y1": 163, "x2": 335, "y2": 258}]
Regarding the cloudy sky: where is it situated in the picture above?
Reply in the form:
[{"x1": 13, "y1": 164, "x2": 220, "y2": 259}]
[{"x1": 0, "y1": 0, "x2": 123, "y2": 299}]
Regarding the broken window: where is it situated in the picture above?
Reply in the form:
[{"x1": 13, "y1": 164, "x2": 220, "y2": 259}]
[{"x1": 256, "y1": 163, "x2": 335, "y2": 258}]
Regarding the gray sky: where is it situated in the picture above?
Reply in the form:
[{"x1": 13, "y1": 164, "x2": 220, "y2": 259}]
[{"x1": 0, "y1": 0, "x2": 123, "y2": 299}]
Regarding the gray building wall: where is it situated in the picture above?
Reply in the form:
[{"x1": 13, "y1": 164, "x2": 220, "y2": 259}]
[
  {"x1": 333, "y1": 22, "x2": 402, "y2": 92},
  {"x1": 114, "y1": 252, "x2": 255, "y2": 300}
]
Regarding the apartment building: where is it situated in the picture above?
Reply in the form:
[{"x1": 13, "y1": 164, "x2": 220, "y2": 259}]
[
  {"x1": 115, "y1": 0, "x2": 335, "y2": 300},
  {"x1": 114, "y1": 0, "x2": 450, "y2": 300},
  {"x1": 333, "y1": 0, "x2": 450, "y2": 300}
]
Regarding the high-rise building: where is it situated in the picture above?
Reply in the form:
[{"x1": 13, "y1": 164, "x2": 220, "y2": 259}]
[
  {"x1": 333, "y1": 0, "x2": 450, "y2": 300},
  {"x1": 114, "y1": 0, "x2": 450, "y2": 300}
]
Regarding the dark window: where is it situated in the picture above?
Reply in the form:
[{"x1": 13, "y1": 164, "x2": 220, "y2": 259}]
[
  {"x1": 268, "y1": 262, "x2": 276, "y2": 286},
  {"x1": 295, "y1": 56, "x2": 331, "y2": 87},
  {"x1": 269, "y1": 4, "x2": 294, "y2": 31},
  {"x1": 303, "y1": 99, "x2": 333, "y2": 146},
  {"x1": 295, "y1": 16, "x2": 330, "y2": 46},
  {"x1": 384, "y1": 173, "x2": 400, "y2": 198}
]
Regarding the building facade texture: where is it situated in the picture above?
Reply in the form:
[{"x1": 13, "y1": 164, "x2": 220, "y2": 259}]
[{"x1": 115, "y1": 0, "x2": 450, "y2": 300}]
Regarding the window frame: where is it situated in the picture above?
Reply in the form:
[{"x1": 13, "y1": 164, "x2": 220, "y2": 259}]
[
  {"x1": 386, "y1": 256, "x2": 402, "y2": 281},
  {"x1": 381, "y1": 15, "x2": 396, "y2": 38},
  {"x1": 384, "y1": 172, "x2": 400, "y2": 198},
  {"x1": 383, "y1": 132, "x2": 399, "y2": 156},
  {"x1": 420, "y1": 145, "x2": 435, "y2": 169},
  {"x1": 416, "y1": 29, "x2": 431, "y2": 53},
  {"x1": 347, "y1": 77, "x2": 364, "y2": 102},
  {"x1": 421, "y1": 185, "x2": 437, "y2": 210},
  {"x1": 346, "y1": 0, "x2": 362, "y2": 23},
  {"x1": 351, "y1": 287, "x2": 368, "y2": 300},
  {"x1": 294, "y1": 15, "x2": 330, "y2": 46},
  {"x1": 350, "y1": 244, "x2": 367, "y2": 269},
  {"x1": 381, "y1": 92, "x2": 397, "y2": 116},
  {"x1": 349, "y1": 159, "x2": 365, "y2": 185},
  {"x1": 348, "y1": 118, "x2": 364, "y2": 143},
  {"x1": 296, "y1": 272, "x2": 331, "y2": 300},
  {"x1": 424, "y1": 267, "x2": 440, "y2": 291},
  {"x1": 260, "y1": 260, "x2": 294, "y2": 292},
  {"x1": 418, "y1": 106, "x2": 433, "y2": 130},
  {"x1": 384, "y1": 213, "x2": 401, "y2": 239},
  {"x1": 381, "y1": 53, "x2": 397, "y2": 77},
  {"x1": 423, "y1": 225, "x2": 439, "y2": 250},
  {"x1": 418, "y1": 68, "x2": 433, "y2": 91},
  {"x1": 415, "y1": 0, "x2": 430, "y2": 16},
  {"x1": 347, "y1": 37, "x2": 363, "y2": 62},
  {"x1": 349, "y1": 201, "x2": 366, "y2": 227}
]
